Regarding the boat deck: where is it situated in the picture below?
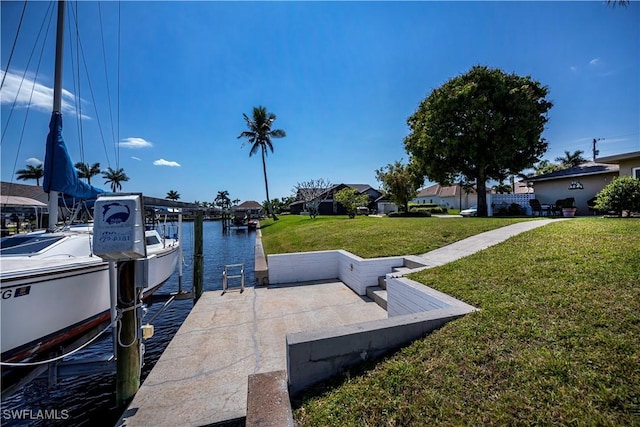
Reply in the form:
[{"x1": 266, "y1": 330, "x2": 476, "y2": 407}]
[{"x1": 118, "y1": 281, "x2": 386, "y2": 426}]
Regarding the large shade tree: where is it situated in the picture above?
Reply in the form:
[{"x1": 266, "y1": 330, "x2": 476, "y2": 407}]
[
  {"x1": 102, "y1": 167, "x2": 129, "y2": 192},
  {"x1": 75, "y1": 162, "x2": 101, "y2": 185},
  {"x1": 404, "y1": 65, "x2": 553, "y2": 216},
  {"x1": 16, "y1": 164, "x2": 44, "y2": 186},
  {"x1": 238, "y1": 106, "x2": 286, "y2": 221}
]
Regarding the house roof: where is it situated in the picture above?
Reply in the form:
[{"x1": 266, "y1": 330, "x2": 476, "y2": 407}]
[
  {"x1": 1, "y1": 181, "x2": 48, "y2": 203},
  {"x1": 595, "y1": 151, "x2": 640, "y2": 164},
  {"x1": 416, "y1": 183, "x2": 476, "y2": 198},
  {"x1": 237, "y1": 200, "x2": 262, "y2": 209},
  {"x1": 525, "y1": 162, "x2": 619, "y2": 182},
  {"x1": 289, "y1": 183, "x2": 381, "y2": 207},
  {"x1": 1, "y1": 195, "x2": 47, "y2": 207}
]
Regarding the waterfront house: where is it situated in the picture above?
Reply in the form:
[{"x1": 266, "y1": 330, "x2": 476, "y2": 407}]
[
  {"x1": 289, "y1": 184, "x2": 382, "y2": 215},
  {"x1": 525, "y1": 162, "x2": 619, "y2": 215}
]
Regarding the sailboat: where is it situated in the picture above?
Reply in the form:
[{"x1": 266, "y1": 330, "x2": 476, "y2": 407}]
[{"x1": 0, "y1": 1, "x2": 181, "y2": 365}]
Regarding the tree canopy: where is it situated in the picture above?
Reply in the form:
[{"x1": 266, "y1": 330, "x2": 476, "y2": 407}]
[
  {"x1": 334, "y1": 187, "x2": 369, "y2": 219},
  {"x1": 166, "y1": 190, "x2": 180, "y2": 200},
  {"x1": 102, "y1": 167, "x2": 129, "y2": 192},
  {"x1": 75, "y1": 162, "x2": 101, "y2": 185},
  {"x1": 238, "y1": 106, "x2": 286, "y2": 221},
  {"x1": 375, "y1": 161, "x2": 420, "y2": 213},
  {"x1": 293, "y1": 178, "x2": 333, "y2": 219},
  {"x1": 404, "y1": 65, "x2": 553, "y2": 216},
  {"x1": 16, "y1": 164, "x2": 44, "y2": 186},
  {"x1": 555, "y1": 150, "x2": 588, "y2": 168}
]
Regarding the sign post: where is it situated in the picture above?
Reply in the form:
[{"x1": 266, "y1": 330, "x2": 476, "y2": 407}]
[{"x1": 93, "y1": 194, "x2": 146, "y2": 406}]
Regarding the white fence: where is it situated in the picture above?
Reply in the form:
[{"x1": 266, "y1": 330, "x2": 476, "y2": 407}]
[{"x1": 487, "y1": 193, "x2": 536, "y2": 216}]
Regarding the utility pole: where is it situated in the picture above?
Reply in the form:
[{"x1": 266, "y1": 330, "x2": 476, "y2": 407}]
[{"x1": 593, "y1": 138, "x2": 603, "y2": 162}]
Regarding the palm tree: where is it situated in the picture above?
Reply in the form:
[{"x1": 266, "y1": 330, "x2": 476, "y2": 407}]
[
  {"x1": 555, "y1": 150, "x2": 588, "y2": 168},
  {"x1": 238, "y1": 106, "x2": 286, "y2": 221},
  {"x1": 16, "y1": 164, "x2": 44, "y2": 186},
  {"x1": 75, "y1": 162, "x2": 101, "y2": 185},
  {"x1": 166, "y1": 190, "x2": 180, "y2": 200},
  {"x1": 215, "y1": 190, "x2": 231, "y2": 209},
  {"x1": 102, "y1": 167, "x2": 129, "y2": 192}
]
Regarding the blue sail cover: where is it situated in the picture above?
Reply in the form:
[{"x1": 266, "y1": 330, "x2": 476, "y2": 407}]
[{"x1": 43, "y1": 112, "x2": 104, "y2": 200}]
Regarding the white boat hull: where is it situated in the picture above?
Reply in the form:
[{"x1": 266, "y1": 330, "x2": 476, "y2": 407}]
[{"x1": 1, "y1": 231, "x2": 179, "y2": 363}]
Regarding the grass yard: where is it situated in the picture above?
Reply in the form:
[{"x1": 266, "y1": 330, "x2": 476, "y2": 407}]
[
  {"x1": 259, "y1": 214, "x2": 535, "y2": 258},
  {"x1": 293, "y1": 218, "x2": 640, "y2": 426}
]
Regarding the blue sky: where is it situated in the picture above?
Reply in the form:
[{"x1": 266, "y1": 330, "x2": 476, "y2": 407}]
[{"x1": 2, "y1": 1, "x2": 638, "y2": 204}]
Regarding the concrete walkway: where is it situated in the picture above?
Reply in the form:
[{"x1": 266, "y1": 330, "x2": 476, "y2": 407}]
[
  {"x1": 414, "y1": 218, "x2": 567, "y2": 268},
  {"x1": 119, "y1": 218, "x2": 565, "y2": 426}
]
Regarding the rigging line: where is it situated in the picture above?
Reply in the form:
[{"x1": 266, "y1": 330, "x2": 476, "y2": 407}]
[
  {"x1": 98, "y1": 2, "x2": 117, "y2": 158},
  {"x1": 117, "y1": 0, "x2": 121, "y2": 169},
  {"x1": 0, "y1": 316, "x2": 119, "y2": 367},
  {"x1": 67, "y1": 1, "x2": 85, "y2": 164},
  {"x1": 0, "y1": 1, "x2": 55, "y2": 145},
  {"x1": 5, "y1": 4, "x2": 55, "y2": 187},
  {"x1": 69, "y1": 1, "x2": 112, "y2": 168},
  {"x1": 0, "y1": 0, "x2": 28, "y2": 90}
]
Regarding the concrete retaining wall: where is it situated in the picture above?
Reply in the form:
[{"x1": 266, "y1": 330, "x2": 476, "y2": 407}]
[
  {"x1": 267, "y1": 251, "x2": 339, "y2": 284},
  {"x1": 337, "y1": 251, "x2": 404, "y2": 295},
  {"x1": 268, "y1": 250, "x2": 404, "y2": 295},
  {"x1": 287, "y1": 307, "x2": 475, "y2": 395},
  {"x1": 254, "y1": 228, "x2": 269, "y2": 286}
]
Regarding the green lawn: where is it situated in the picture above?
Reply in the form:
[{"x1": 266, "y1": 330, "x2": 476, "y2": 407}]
[
  {"x1": 293, "y1": 218, "x2": 640, "y2": 426},
  {"x1": 260, "y1": 214, "x2": 535, "y2": 258}
]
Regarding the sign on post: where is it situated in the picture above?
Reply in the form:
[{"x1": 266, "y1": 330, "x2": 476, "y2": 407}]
[{"x1": 93, "y1": 194, "x2": 147, "y2": 261}]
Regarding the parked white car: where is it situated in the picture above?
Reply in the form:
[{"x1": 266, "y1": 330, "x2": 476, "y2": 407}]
[{"x1": 460, "y1": 206, "x2": 478, "y2": 217}]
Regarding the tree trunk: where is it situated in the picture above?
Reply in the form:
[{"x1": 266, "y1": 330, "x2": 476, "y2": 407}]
[
  {"x1": 261, "y1": 147, "x2": 278, "y2": 221},
  {"x1": 477, "y1": 168, "x2": 488, "y2": 217}
]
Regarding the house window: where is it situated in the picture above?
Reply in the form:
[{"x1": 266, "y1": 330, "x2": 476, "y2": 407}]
[{"x1": 633, "y1": 167, "x2": 640, "y2": 180}]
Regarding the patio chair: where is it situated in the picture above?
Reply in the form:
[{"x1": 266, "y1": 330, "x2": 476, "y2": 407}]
[
  {"x1": 529, "y1": 199, "x2": 544, "y2": 216},
  {"x1": 552, "y1": 200, "x2": 564, "y2": 216}
]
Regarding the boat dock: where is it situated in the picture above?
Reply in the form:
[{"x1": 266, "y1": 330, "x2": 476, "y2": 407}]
[{"x1": 118, "y1": 280, "x2": 387, "y2": 426}]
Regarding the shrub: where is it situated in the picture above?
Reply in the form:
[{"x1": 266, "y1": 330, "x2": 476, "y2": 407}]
[
  {"x1": 388, "y1": 211, "x2": 432, "y2": 218},
  {"x1": 595, "y1": 176, "x2": 640, "y2": 216},
  {"x1": 409, "y1": 205, "x2": 448, "y2": 214}
]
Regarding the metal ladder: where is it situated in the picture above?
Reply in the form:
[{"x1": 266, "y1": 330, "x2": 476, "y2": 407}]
[{"x1": 223, "y1": 263, "x2": 245, "y2": 292}]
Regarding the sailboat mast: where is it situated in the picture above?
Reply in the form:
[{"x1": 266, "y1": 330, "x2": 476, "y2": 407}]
[{"x1": 48, "y1": 0, "x2": 65, "y2": 231}]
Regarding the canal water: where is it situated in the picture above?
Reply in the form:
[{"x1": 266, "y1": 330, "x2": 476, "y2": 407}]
[{"x1": 1, "y1": 221, "x2": 256, "y2": 426}]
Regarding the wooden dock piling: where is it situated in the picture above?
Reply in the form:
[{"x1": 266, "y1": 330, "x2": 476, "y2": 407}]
[
  {"x1": 193, "y1": 210, "x2": 204, "y2": 301},
  {"x1": 116, "y1": 260, "x2": 140, "y2": 407}
]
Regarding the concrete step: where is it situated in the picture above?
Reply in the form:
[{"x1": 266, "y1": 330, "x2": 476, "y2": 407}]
[
  {"x1": 392, "y1": 266, "x2": 413, "y2": 275},
  {"x1": 377, "y1": 275, "x2": 387, "y2": 289},
  {"x1": 403, "y1": 257, "x2": 428, "y2": 269},
  {"x1": 366, "y1": 286, "x2": 387, "y2": 310}
]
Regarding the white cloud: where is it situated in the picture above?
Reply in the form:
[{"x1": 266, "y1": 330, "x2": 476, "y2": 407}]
[
  {"x1": 153, "y1": 158, "x2": 181, "y2": 167},
  {"x1": 570, "y1": 66, "x2": 577, "y2": 72},
  {"x1": 131, "y1": 156, "x2": 141, "y2": 161},
  {"x1": 119, "y1": 137, "x2": 153, "y2": 149},
  {"x1": 589, "y1": 58, "x2": 602, "y2": 66},
  {"x1": 25, "y1": 157, "x2": 43, "y2": 166},
  {"x1": 0, "y1": 69, "x2": 88, "y2": 118}
]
